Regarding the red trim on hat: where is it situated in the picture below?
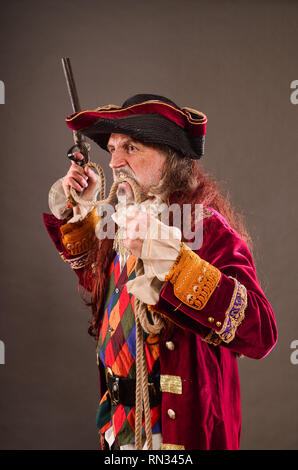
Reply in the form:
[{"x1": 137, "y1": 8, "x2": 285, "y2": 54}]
[{"x1": 65, "y1": 100, "x2": 207, "y2": 137}]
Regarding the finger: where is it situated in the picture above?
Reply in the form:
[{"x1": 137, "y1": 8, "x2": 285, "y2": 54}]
[
  {"x1": 84, "y1": 166, "x2": 98, "y2": 183},
  {"x1": 68, "y1": 171, "x2": 88, "y2": 188},
  {"x1": 71, "y1": 160, "x2": 86, "y2": 175},
  {"x1": 68, "y1": 177, "x2": 85, "y2": 193},
  {"x1": 73, "y1": 152, "x2": 84, "y2": 161}
]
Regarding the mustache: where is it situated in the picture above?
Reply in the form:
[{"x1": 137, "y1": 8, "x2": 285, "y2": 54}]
[
  {"x1": 114, "y1": 167, "x2": 148, "y2": 202},
  {"x1": 114, "y1": 167, "x2": 137, "y2": 182}
]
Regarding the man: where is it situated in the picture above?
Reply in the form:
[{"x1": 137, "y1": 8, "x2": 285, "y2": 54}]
[{"x1": 43, "y1": 94, "x2": 277, "y2": 450}]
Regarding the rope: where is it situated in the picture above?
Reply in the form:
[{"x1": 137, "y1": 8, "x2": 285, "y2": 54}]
[
  {"x1": 134, "y1": 260, "x2": 163, "y2": 450},
  {"x1": 70, "y1": 160, "x2": 163, "y2": 450}
]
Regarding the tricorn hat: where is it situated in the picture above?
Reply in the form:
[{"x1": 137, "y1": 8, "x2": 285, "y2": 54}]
[{"x1": 65, "y1": 94, "x2": 207, "y2": 159}]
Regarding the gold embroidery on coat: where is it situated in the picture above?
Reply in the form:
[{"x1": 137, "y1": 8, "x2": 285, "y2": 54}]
[
  {"x1": 217, "y1": 276, "x2": 247, "y2": 343},
  {"x1": 161, "y1": 443, "x2": 185, "y2": 450},
  {"x1": 59, "y1": 252, "x2": 90, "y2": 270},
  {"x1": 160, "y1": 375, "x2": 182, "y2": 394},
  {"x1": 203, "y1": 329, "x2": 222, "y2": 346}
]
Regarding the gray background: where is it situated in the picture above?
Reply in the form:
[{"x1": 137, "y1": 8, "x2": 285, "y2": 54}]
[{"x1": 0, "y1": 0, "x2": 297, "y2": 450}]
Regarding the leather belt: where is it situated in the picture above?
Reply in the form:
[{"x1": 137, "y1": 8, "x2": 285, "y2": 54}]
[{"x1": 105, "y1": 367, "x2": 161, "y2": 408}]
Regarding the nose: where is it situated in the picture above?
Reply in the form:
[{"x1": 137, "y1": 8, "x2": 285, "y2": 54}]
[{"x1": 109, "y1": 148, "x2": 127, "y2": 170}]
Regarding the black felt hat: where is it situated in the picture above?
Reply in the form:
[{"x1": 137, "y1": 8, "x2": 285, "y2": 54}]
[{"x1": 66, "y1": 94, "x2": 207, "y2": 159}]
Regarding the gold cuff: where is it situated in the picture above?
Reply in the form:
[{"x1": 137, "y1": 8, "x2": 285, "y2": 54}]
[
  {"x1": 60, "y1": 207, "x2": 99, "y2": 256},
  {"x1": 165, "y1": 243, "x2": 221, "y2": 310}
]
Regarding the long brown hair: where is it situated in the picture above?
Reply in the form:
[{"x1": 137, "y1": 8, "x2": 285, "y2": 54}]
[
  {"x1": 84, "y1": 145, "x2": 252, "y2": 338},
  {"x1": 152, "y1": 146, "x2": 252, "y2": 249}
]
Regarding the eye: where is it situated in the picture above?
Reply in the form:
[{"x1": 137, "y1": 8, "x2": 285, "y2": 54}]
[{"x1": 128, "y1": 144, "x2": 137, "y2": 152}]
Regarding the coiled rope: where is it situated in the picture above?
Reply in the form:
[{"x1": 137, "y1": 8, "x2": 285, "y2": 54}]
[{"x1": 70, "y1": 160, "x2": 164, "y2": 450}]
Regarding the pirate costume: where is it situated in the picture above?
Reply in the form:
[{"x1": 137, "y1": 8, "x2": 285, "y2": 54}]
[{"x1": 44, "y1": 94, "x2": 277, "y2": 450}]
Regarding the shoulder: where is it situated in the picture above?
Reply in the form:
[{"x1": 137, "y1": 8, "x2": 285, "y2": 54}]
[
  {"x1": 200, "y1": 206, "x2": 242, "y2": 239},
  {"x1": 194, "y1": 205, "x2": 253, "y2": 261}
]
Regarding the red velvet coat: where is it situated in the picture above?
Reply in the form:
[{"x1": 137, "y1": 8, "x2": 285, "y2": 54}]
[{"x1": 43, "y1": 206, "x2": 277, "y2": 450}]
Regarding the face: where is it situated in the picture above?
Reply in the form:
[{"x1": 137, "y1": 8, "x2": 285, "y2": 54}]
[{"x1": 107, "y1": 133, "x2": 166, "y2": 201}]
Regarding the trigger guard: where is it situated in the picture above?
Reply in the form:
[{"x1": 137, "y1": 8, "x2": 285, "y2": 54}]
[{"x1": 67, "y1": 144, "x2": 89, "y2": 166}]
